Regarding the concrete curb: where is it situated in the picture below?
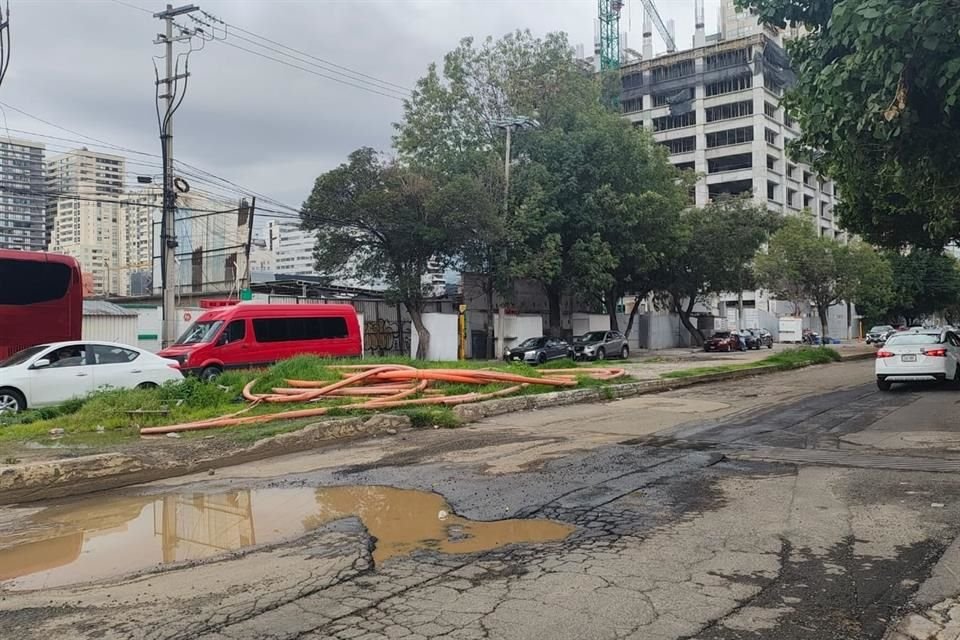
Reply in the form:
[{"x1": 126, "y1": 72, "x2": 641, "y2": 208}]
[{"x1": 0, "y1": 350, "x2": 872, "y2": 505}]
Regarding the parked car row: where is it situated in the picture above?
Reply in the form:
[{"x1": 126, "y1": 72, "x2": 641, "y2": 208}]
[{"x1": 704, "y1": 329, "x2": 773, "y2": 353}]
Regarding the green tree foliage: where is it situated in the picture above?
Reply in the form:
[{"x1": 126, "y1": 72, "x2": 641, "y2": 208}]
[
  {"x1": 740, "y1": 0, "x2": 960, "y2": 247},
  {"x1": 301, "y1": 148, "x2": 495, "y2": 358},
  {"x1": 884, "y1": 250, "x2": 960, "y2": 325},
  {"x1": 395, "y1": 30, "x2": 690, "y2": 336},
  {"x1": 756, "y1": 217, "x2": 893, "y2": 339},
  {"x1": 507, "y1": 106, "x2": 692, "y2": 333},
  {"x1": 659, "y1": 196, "x2": 780, "y2": 344}
]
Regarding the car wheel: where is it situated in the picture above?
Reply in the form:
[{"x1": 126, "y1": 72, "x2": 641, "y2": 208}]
[
  {"x1": 767, "y1": 343, "x2": 773, "y2": 349},
  {"x1": 621, "y1": 345, "x2": 629, "y2": 359},
  {"x1": 877, "y1": 378, "x2": 892, "y2": 391},
  {"x1": 200, "y1": 366, "x2": 223, "y2": 381},
  {"x1": 536, "y1": 352, "x2": 547, "y2": 365},
  {"x1": 597, "y1": 347, "x2": 605, "y2": 361},
  {"x1": 0, "y1": 388, "x2": 25, "y2": 415},
  {"x1": 136, "y1": 382, "x2": 159, "y2": 390}
]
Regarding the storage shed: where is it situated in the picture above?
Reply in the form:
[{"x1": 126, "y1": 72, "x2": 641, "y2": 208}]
[{"x1": 82, "y1": 300, "x2": 139, "y2": 346}]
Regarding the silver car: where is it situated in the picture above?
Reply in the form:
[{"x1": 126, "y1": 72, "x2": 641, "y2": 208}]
[{"x1": 573, "y1": 331, "x2": 629, "y2": 361}]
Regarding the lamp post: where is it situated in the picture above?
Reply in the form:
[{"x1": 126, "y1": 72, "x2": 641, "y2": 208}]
[{"x1": 488, "y1": 115, "x2": 541, "y2": 359}]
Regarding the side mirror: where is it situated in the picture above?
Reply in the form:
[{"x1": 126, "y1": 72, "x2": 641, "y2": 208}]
[{"x1": 32, "y1": 358, "x2": 51, "y2": 369}]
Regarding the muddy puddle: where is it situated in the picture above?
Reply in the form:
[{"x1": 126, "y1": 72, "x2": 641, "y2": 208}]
[{"x1": 0, "y1": 485, "x2": 573, "y2": 590}]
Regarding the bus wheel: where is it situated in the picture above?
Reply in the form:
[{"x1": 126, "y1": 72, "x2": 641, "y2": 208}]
[
  {"x1": 200, "y1": 366, "x2": 223, "y2": 382},
  {"x1": 0, "y1": 388, "x2": 25, "y2": 415}
]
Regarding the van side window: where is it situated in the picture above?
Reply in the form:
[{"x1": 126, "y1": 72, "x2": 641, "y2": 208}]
[
  {"x1": 253, "y1": 317, "x2": 349, "y2": 342},
  {"x1": 223, "y1": 320, "x2": 246, "y2": 344}
]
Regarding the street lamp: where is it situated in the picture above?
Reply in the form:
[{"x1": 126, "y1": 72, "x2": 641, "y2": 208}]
[
  {"x1": 491, "y1": 115, "x2": 541, "y2": 215},
  {"x1": 487, "y1": 115, "x2": 540, "y2": 359}
]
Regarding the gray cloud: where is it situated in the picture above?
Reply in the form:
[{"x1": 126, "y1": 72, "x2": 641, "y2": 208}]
[{"x1": 7, "y1": 0, "x2": 709, "y2": 212}]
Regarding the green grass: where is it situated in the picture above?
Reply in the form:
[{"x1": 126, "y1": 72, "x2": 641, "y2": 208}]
[
  {"x1": 0, "y1": 354, "x2": 626, "y2": 444},
  {"x1": 660, "y1": 346, "x2": 842, "y2": 380}
]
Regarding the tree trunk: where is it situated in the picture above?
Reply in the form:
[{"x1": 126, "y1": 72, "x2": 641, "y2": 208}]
[
  {"x1": 818, "y1": 306, "x2": 830, "y2": 344},
  {"x1": 605, "y1": 291, "x2": 619, "y2": 331},
  {"x1": 674, "y1": 295, "x2": 704, "y2": 345},
  {"x1": 624, "y1": 294, "x2": 642, "y2": 343},
  {"x1": 408, "y1": 304, "x2": 430, "y2": 360},
  {"x1": 546, "y1": 286, "x2": 562, "y2": 336}
]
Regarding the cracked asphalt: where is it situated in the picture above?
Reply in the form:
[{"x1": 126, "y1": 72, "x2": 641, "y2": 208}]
[{"x1": 3, "y1": 360, "x2": 960, "y2": 640}]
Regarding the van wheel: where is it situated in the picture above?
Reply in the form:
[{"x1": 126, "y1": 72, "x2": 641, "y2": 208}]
[
  {"x1": 200, "y1": 366, "x2": 223, "y2": 382},
  {"x1": 0, "y1": 388, "x2": 25, "y2": 415}
]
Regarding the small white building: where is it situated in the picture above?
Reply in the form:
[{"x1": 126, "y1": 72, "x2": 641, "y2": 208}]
[{"x1": 82, "y1": 300, "x2": 139, "y2": 346}]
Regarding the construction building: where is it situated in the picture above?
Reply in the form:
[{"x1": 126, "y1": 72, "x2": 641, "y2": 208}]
[
  {"x1": 46, "y1": 148, "x2": 126, "y2": 295},
  {"x1": 617, "y1": 0, "x2": 844, "y2": 330},
  {"x1": 0, "y1": 137, "x2": 46, "y2": 252}
]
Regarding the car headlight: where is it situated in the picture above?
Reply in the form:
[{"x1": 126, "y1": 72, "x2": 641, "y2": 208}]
[
  {"x1": 524, "y1": 350, "x2": 536, "y2": 357},
  {"x1": 584, "y1": 346, "x2": 596, "y2": 353}
]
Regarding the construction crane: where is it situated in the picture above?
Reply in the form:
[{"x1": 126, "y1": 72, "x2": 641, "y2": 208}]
[
  {"x1": 639, "y1": 0, "x2": 676, "y2": 53},
  {"x1": 597, "y1": 0, "x2": 624, "y2": 71}
]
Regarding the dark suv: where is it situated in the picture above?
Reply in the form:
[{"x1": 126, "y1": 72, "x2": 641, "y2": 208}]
[{"x1": 573, "y1": 331, "x2": 629, "y2": 361}]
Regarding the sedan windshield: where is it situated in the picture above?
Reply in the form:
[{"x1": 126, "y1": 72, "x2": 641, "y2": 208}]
[
  {"x1": 516, "y1": 337, "x2": 545, "y2": 349},
  {"x1": 175, "y1": 320, "x2": 223, "y2": 345},
  {"x1": 886, "y1": 334, "x2": 940, "y2": 346},
  {"x1": 0, "y1": 345, "x2": 48, "y2": 368},
  {"x1": 712, "y1": 332, "x2": 731, "y2": 339},
  {"x1": 583, "y1": 331, "x2": 607, "y2": 342}
]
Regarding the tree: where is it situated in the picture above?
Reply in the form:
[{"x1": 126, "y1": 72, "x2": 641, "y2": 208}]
[
  {"x1": 301, "y1": 148, "x2": 495, "y2": 359},
  {"x1": 756, "y1": 217, "x2": 893, "y2": 339},
  {"x1": 740, "y1": 0, "x2": 960, "y2": 248},
  {"x1": 394, "y1": 30, "x2": 604, "y2": 345},
  {"x1": 885, "y1": 250, "x2": 960, "y2": 325},
  {"x1": 658, "y1": 196, "x2": 779, "y2": 344},
  {"x1": 507, "y1": 106, "x2": 692, "y2": 334}
]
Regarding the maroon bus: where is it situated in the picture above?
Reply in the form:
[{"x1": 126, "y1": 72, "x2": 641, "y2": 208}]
[{"x1": 0, "y1": 250, "x2": 83, "y2": 360}]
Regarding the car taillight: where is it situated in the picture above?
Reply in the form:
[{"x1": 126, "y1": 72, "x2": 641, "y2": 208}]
[
  {"x1": 876, "y1": 350, "x2": 895, "y2": 358},
  {"x1": 923, "y1": 348, "x2": 948, "y2": 357}
]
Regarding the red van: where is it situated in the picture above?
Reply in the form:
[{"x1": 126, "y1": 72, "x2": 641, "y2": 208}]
[{"x1": 157, "y1": 304, "x2": 362, "y2": 379}]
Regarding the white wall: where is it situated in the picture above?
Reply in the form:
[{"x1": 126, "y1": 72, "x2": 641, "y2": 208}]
[
  {"x1": 410, "y1": 313, "x2": 459, "y2": 361},
  {"x1": 571, "y1": 313, "x2": 610, "y2": 336},
  {"x1": 82, "y1": 316, "x2": 138, "y2": 346},
  {"x1": 496, "y1": 314, "x2": 544, "y2": 351}
]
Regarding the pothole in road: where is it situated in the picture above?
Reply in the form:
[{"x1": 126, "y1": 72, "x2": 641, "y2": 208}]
[{"x1": 0, "y1": 485, "x2": 573, "y2": 591}]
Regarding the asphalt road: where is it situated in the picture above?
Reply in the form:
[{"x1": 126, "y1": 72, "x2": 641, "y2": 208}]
[{"x1": 3, "y1": 360, "x2": 960, "y2": 640}]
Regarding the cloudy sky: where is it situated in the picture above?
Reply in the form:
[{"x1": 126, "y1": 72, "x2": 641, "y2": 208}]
[{"x1": 8, "y1": 0, "x2": 719, "y2": 217}]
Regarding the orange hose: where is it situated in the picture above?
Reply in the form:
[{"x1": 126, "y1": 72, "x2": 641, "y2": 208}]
[{"x1": 140, "y1": 364, "x2": 626, "y2": 435}]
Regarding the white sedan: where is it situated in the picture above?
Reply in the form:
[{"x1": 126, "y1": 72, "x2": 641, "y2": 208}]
[
  {"x1": 875, "y1": 329, "x2": 960, "y2": 391},
  {"x1": 0, "y1": 341, "x2": 183, "y2": 414}
]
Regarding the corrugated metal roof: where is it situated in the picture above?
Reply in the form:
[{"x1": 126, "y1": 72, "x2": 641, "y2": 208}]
[{"x1": 83, "y1": 300, "x2": 139, "y2": 317}]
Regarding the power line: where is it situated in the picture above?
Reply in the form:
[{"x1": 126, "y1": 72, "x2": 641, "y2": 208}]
[{"x1": 195, "y1": 11, "x2": 412, "y2": 94}]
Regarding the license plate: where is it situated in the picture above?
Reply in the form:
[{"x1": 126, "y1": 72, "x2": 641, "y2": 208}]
[{"x1": 901, "y1": 354, "x2": 917, "y2": 362}]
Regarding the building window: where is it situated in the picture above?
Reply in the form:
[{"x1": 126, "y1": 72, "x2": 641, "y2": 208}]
[
  {"x1": 632, "y1": 120, "x2": 644, "y2": 129},
  {"x1": 622, "y1": 97, "x2": 644, "y2": 113},
  {"x1": 803, "y1": 170, "x2": 814, "y2": 187},
  {"x1": 653, "y1": 111, "x2": 696, "y2": 131},
  {"x1": 705, "y1": 126, "x2": 753, "y2": 148},
  {"x1": 651, "y1": 59, "x2": 695, "y2": 83},
  {"x1": 707, "y1": 153, "x2": 752, "y2": 173},
  {"x1": 704, "y1": 47, "x2": 750, "y2": 71},
  {"x1": 820, "y1": 201, "x2": 831, "y2": 218},
  {"x1": 803, "y1": 194, "x2": 813, "y2": 209},
  {"x1": 764, "y1": 102, "x2": 777, "y2": 118},
  {"x1": 674, "y1": 161, "x2": 695, "y2": 171},
  {"x1": 708, "y1": 179, "x2": 753, "y2": 200},
  {"x1": 786, "y1": 164, "x2": 797, "y2": 179},
  {"x1": 764, "y1": 128, "x2": 778, "y2": 145},
  {"x1": 705, "y1": 100, "x2": 753, "y2": 122},
  {"x1": 767, "y1": 181, "x2": 778, "y2": 201},
  {"x1": 784, "y1": 112, "x2": 795, "y2": 128},
  {"x1": 764, "y1": 75, "x2": 782, "y2": 95},
  {"x1": 705, "y1": 74, "x2": 752, "y2": 97},
  {"x1": 767, "y1": 155, "x2": 777, "y2": 171},
  {"x1": 622, "y1": 71, "x2": 643, "y2": 90},
  {"x1": 652, "y1": 87, "x2": 694, "y2": 107},
  {"x1": 787, "y1": 188, "x2": 797, "y2": 208},
  {"x1": 659, "y1": 136, "x2": 696, "y2": 154}
]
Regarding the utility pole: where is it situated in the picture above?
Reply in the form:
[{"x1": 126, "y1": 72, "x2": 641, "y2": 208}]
[{"x1": 155, "y1": 3, "x2": 199, "y2": 347}]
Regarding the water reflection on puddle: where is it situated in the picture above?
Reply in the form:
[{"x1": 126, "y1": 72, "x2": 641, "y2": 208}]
[{"x1": 0, "y1": 485, "x2": 573, "y2": 590}]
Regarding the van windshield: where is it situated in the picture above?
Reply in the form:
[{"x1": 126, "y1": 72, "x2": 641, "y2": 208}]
[{"x1": 175, "y1": 320, "x2": 223, "y2": 345}]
